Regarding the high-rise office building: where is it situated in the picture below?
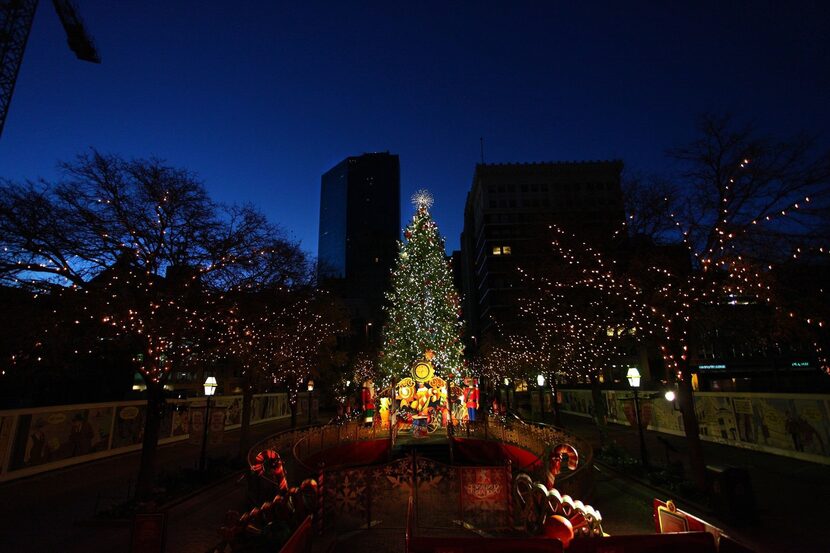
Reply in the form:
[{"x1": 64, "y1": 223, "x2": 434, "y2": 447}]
[
  {"x1": 458, "y1": 161, "x2": 625, "y2": 342},
  {"x1": 318, "y1": 152, "x2": 400, "y2": 332}
]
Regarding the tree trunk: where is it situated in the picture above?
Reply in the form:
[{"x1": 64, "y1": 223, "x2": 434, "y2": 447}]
[
  {"x1": 590, "y1": 375, "x2": 608, "y2": 446},
  {"x1": 237, "y1": 385, "x2": 253, "y2": 462},
  {"x1": 136, "y1": 384, "x2": 163, "y2": 502},
  {"x1": 289, "y1": 394, "x2": 298, "y2": 428},
  {"x1": 550, "y1": 378, "x2": 562, "y2": 427},
  {"x1": 677, "y1": 370, "x2": 707, "y2": 491}
]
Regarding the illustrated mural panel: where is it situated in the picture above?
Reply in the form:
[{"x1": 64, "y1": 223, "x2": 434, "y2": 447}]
[
  {"x1": 0, "y1": 415, "x2": 15, "y2": 475},
  {"x1": 560, "y1": 389, "x2": 830, "y2": 461},
  {"x1": 8, "y1": 406, "x2": 113, "y2": 471},
  {"x1": 220, "y1": 397, "x2": 242, "y2": 428},
  {"x1": 111, "y1": 404, "x2": 145, "y2": 449},
  {"x1": 0, "y1": 392, "x2": 291, "y2": 481},
  {"x1": 170, "y1": 406, "x2": 189, "y2": 437}
]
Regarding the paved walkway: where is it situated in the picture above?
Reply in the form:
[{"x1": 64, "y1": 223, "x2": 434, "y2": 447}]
[
  {"x1": 553, "y1": 412, "x2": 830, "y2": 553},
  {"x1": 589, "y1": 463, "x2": 655, "y2": 536},
  {"x1": 9, "y1": 411, "x2": 822, "y2": 552},
  {"x1": 0, "y1": 416, "x2": 307, "y2": 553}
]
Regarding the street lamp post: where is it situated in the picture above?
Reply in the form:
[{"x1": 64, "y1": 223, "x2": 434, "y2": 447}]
[
  {"x1": 626, "y1": 368, "x2": 649, "y2": 469},
  {"x1": 307, "y1": 379, "x2": 314, "y2": 425},
  {"x1": 537, "y1": 374, "x2": 546, "y2": 420},
  {"x1": 199, "y1": 376, "x2": 217, "y2": 472}
]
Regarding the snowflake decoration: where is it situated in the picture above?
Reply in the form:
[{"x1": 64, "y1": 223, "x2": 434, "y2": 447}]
[
  {"x1": 411, "y1": 189, "x2": 434, "y2": 210},
  {"x1": 335, "y1": 473, "x2": 367, "y2": 514}
]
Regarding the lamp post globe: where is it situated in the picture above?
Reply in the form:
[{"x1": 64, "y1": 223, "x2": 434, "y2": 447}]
[
  {"x1": 199, "y1": 376, "x2": 218, "y2": 471},
  {"x1": 626, "y1": 368, "x2": 649, "y2": 469},
  {"x1": 625, "y1": 368, "x2": 641, "y2": 388},
  {"x1": 204, "y1": 376, "x2": 217, "y2": 396},
  {"x1": 307, "y1": 379, "x2": 315, "y2": 424},
  {"x1": 536, "y1": 374, "x2": 546, "y2": 420}
]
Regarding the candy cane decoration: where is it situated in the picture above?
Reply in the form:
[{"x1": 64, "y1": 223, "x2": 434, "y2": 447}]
[
  {"x1": 505, "y1": 459, "x2": 513, "y2": 525},
  {"x1": 251, "y1": 448, "x2": 289, "y2": 496},
  {"x1": 547, "y1": 443, "x2": 578, "y2": 489},
  {"x1": 251, "y1": 448, "x2": 278, "y2": 477},
  {"x1": 220, "y1": 478, "x2": 321, "y2": 551},
  {"x1": 317, "y1": 462, "x2": 325, "y2": 535},
  {"x1": 512, "y1": 471, "x2": 603, "y2": 540},
  {"x1": 273, "y1": 455, "x2": 288, "y2": 494}
]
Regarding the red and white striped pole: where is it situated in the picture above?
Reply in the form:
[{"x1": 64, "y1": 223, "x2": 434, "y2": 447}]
[
  {"x1": 273, "y1": 454, "x2": 288, "y2": 494},
  {"x1": 506, "y1": 459, "x2": 513, "y2": 527},
  {"x1": 316, "y1": 462, "x2": 325, "y2": 535}
]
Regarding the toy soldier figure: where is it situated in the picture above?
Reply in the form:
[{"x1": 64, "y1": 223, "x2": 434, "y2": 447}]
[
  {"x1": 464, "y1": 378, "x2": 479, "y2": 422},
  {"x1": 362, "y1": 380, "x2": 375, "y2": 426}
]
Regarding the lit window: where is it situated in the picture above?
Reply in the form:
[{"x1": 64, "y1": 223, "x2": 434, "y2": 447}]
[
  {"x1": 502, "y1": 246, "x2": 511, "y2": 255},
  {"x1": 492, "y1": 246, "x2": 501, "y2": 255}
]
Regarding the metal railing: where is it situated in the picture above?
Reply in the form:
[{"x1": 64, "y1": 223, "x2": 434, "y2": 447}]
[
  {"x1": 451, "y1": 412, "x2": 594, "y2": 499},
  {"x1": 246, "y1": 412, "x2": 595, "y2": 541}
]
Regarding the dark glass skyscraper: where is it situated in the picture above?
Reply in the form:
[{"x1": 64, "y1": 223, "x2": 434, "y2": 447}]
[{"x1": 318, "y1": 152, "x2": 400, "y2": 329}]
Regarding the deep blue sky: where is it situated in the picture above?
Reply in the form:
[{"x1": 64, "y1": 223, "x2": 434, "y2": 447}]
[{"x1": 1, "y1": 1, "x2": 828, "y2": 255}]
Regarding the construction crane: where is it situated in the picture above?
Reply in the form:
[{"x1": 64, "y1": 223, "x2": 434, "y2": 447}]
[{"x1": 0, "y1": 0, "x2": 99, "y2": 138}]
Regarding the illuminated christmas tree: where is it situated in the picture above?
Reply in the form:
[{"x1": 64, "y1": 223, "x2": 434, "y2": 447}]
[{"x1": 380, "y1": 190, "x2": 464, "y2": 380}]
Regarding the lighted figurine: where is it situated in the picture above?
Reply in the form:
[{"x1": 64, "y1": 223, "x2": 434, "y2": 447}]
[
  {"x1": 439, "y1": 385, "x2": 450, "y2": 426},
  {"x1": 361, "y1": 379, "x2": 375, "y2": 425},
  {"x1": 452, "y1": 386, "x2": 466, "y2": 423},
  {"x1": 464, "y1": 378, "x2": 479, "y2": 422},
  {"x1": 379, "y1": 397, "x2": 390, "y2": 427},
  {"x1": 428, "y1": 385, "x2": 440, "y2": 409},
  {"x1": 396, "y1": 378, "x2": 415, "y2": 407},
  {"x1": 415, "y1": 381, "x2": 430, "y2": 414}
]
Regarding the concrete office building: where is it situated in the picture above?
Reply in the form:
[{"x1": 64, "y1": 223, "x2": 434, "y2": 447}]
[{"x1": 458, "y1": 160, "x2": 625, "y2": 342}]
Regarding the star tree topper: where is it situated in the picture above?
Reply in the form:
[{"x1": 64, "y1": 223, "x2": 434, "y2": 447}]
[{"x1": 411, "y1": 189, "x2": 434, "y2": 211}]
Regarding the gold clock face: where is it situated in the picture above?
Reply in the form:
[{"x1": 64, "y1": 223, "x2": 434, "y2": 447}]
[{"x1": 411, "y1": 360, "x2": 434, "y2": 383}]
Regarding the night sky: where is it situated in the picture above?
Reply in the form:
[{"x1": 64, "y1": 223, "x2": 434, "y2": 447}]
[{"x1": 1, "y1": 1, "x2": 828, "y2": 255}]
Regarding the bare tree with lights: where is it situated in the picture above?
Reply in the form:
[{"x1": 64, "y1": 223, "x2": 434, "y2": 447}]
[
  {"x1": 481, "y1": 251, "x2": 648, "y2": 427},
  {"x1": 484, "y1": 115, "x2": 830, "y2": 490},
  {"x1": 195, "y1": 233, "x2": 319, "y2": 456},
  {"x1": 634, "y1": 115, "x2": 830, "y2": 489},
  {"x1": 549, "y1": 115, "x2": 830, "y2": 489},
  {"x1": 265, "y1": 290, "x2": 348, "y2": 426},
  {"x1": 0, "y1": 150, "x2": 301, "y2": 499}
]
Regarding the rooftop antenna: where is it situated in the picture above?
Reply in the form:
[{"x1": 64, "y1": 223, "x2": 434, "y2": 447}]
[{"x1": 480, "y1": 136, "x2": 485, "y2": 164}]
